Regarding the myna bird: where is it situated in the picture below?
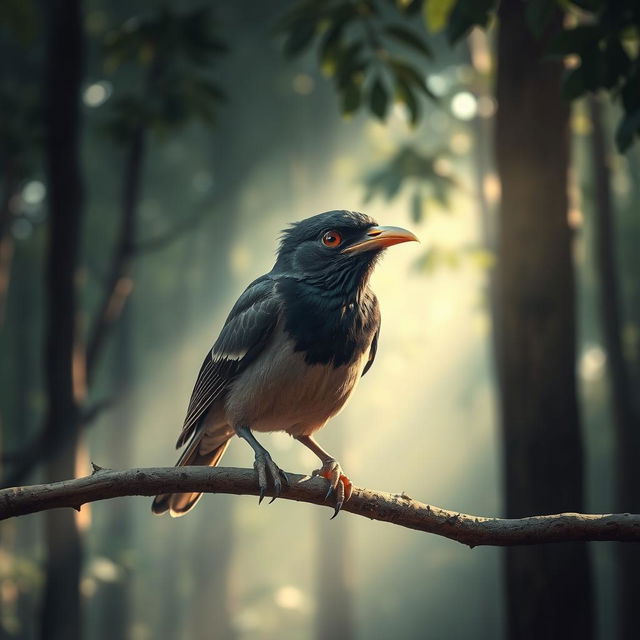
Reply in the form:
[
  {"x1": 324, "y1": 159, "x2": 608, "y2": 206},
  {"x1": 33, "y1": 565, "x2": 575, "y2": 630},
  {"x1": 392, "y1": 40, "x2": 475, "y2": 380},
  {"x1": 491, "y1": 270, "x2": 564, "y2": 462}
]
[{"x1": 152, "y1": 210, "x2": 417, "y2": 517}]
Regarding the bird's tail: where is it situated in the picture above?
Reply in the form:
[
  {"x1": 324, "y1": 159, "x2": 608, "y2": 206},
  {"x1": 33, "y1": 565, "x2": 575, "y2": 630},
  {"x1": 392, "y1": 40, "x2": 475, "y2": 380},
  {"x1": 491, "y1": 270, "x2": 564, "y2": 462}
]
[{"x1": 151, "y1": 432, "x2": 230, "y2": 518}]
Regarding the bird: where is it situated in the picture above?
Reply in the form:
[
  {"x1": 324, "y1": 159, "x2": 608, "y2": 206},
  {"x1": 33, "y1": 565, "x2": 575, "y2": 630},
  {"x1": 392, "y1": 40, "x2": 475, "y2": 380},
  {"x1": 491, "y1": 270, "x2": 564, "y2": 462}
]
[{"x1": 152, "y1": 210, "x2": 417, "y2": 518}]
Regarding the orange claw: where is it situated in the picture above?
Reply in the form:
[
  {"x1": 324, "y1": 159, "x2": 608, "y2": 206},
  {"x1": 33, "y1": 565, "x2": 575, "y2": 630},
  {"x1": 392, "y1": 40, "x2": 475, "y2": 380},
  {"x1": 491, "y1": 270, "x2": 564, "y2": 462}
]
[
  {"x1": 343, "y1": 475, "x2": 353, "y2": 502},
  {"x1": 319, "y1": 469, "x2": 353, "y2": 502}
]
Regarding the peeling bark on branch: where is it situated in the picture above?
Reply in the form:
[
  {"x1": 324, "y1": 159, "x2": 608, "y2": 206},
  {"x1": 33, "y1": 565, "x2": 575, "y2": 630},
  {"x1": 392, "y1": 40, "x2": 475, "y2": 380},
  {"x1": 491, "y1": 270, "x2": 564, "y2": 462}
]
[{"x1": 2, "y1": 467, "x2": 640, "y2": 547}]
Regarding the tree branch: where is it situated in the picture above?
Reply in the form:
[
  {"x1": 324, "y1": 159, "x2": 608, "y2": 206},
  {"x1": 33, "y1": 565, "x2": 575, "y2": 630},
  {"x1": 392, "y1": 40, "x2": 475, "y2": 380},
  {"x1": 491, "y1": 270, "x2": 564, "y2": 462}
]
[{"x1": 2, "y1": 466, "x2": 640, "y2": 546}]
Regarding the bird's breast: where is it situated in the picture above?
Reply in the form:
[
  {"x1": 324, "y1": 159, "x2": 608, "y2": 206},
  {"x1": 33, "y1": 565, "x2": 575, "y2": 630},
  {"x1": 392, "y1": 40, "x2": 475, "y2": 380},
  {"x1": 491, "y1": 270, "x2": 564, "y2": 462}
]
[
  {"x1": 224, "y1": 324, "x2": 370, "y2": 435},
  {"x1": 278, "y1": 279, "x2": 378, "y2": 367}
]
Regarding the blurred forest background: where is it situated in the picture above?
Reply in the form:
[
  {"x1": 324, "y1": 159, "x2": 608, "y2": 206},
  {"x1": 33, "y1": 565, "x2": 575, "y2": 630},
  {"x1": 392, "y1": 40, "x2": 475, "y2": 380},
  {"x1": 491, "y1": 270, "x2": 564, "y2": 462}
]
[{"x1": 1, "y1": 0, "x2": 639, "y2": 639}]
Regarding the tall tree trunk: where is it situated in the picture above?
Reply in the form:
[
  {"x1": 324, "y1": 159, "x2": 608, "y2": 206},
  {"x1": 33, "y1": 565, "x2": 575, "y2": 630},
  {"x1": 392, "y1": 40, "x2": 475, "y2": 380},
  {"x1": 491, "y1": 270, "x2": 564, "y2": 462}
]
[
  {"x1": 495, "y1": 2, "x2": 593, "y2": 638},
  {"x1": 39, "y1": 2, "x2": 85, "y2": 640},
  {"x1": 587, "y1": 94, "x2": 640, "y2": 640},
  {"x1": 0, "y1": 164, "x2": 18, "y2": 327}
]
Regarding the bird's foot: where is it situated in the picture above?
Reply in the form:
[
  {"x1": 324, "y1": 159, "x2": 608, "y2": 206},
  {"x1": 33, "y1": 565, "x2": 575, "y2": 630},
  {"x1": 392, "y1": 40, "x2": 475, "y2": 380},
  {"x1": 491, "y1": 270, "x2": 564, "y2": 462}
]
[
  {"x1": 254, "y1": 451, "x2": 289, "y2": 505},
  {"x1": 313, "y1": 459, "x2": 353, "y2": 518}
]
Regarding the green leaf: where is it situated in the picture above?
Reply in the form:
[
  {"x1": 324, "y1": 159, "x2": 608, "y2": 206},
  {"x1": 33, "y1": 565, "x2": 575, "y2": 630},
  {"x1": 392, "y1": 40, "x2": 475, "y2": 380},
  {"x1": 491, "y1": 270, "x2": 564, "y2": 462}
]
[
  {"x1": 333, "y1": 41, "x2": 366, "y2": 87},
  {"x1": 319, "y1": 19, "x2": 347, "y2": 66},
  {"x1": 445, "y1": 0, "x2": 495, "y2": 44},
  {"x1": 369, "y1": 77, "x2": 389, "y2": 120},
  {"x1": 602, "y1": 37, "x2": 630, "y2": 89},
  {"x1": 423, "y1": 0, "x2": 457, "y2": 33},
  {"x1": 396, "y1": 77, "x2": 420, "y2": 126},
  {"x1": 568, "y1": 0, "x2": 600, "y2": 10},
  {"x1": 525, "y1": 0, "x2": 556, "y2": 39},
  {"x1": 384, "y1": 24, "x2": 432, "y2": 57},
  {"x1": 400, "y1": 0, "x2": 424, "y2": 16},
  {"x1": 389, "y1": 59, "x2": 436, "y2": 100},
  {"x1": 341, "y1": 81, "x2": 362, "y2": 115},
  {"x1": 621, "y1": 67, "x2": 640, "y2": 112},
  {"x1": 283, "y1": 17, "x2": 318, "y2": 57},
  {"x1": 615, "y1": 109, "x2": 640, "y2": 152},
  {"x1": 410, "y1": 190, "x2": 424, "y2": 222},
  {"x1": 561, "y1": 66, "x2": 587, "y2": 100},
  {"x1": 548, "y1": 25, "x2": 601, "y2": 56}
]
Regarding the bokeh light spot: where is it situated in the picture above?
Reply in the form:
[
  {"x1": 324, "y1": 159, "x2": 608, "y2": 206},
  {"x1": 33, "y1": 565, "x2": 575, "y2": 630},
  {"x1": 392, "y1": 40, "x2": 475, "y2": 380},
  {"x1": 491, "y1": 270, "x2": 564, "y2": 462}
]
[
  {"x1": 426, "y1": 74, "x2": 448, "y2": 97},
  {"x1": 580, "y1": 345, "x2": 606, "y2": 381},
  {"x1": 477, "y1": 95, "x2": 496, "y2": 118},
  {"x1": 22, "y1": 180, "x2": 46, "y2": 205},
  {"x1": 292, "y1": 73, "x2": 315, "y2": 95},
  {"x1": 450, "y1": 132, "x2": 472, "y2": 155},
  {"x1": 274, "y1": 585, "x2": 304, "y2": 610},
  {"x1": 83, "y1": 81, "x2": 112, "y2": 107},
  {"x1": 451, "y1": 92, "x2": 478, "y2": 121}
]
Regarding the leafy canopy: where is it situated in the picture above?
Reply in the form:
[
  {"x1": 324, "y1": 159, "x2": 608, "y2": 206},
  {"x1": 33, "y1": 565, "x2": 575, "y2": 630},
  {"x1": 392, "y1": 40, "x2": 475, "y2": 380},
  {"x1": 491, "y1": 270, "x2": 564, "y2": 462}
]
[
  {"x1": 103, "y1": 6, "x2": 227, "y2": 142},
  {"x1": 279, "y1": 0, "x2": 640, "y2": 150}
]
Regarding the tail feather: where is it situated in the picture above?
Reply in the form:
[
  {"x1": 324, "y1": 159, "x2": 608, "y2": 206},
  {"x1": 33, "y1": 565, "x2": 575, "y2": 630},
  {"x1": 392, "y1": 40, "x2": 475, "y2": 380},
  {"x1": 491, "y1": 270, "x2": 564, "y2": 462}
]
[{"x1": 152, "y1": 435, "x2": 230, "y2": 518}]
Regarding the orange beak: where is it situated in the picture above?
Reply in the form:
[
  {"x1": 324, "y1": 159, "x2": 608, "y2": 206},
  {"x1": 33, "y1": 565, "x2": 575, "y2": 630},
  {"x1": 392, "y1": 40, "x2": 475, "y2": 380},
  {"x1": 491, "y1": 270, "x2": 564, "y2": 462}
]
[{"x1": 341, "y1": 225, "x2": 419, "y2": 255}]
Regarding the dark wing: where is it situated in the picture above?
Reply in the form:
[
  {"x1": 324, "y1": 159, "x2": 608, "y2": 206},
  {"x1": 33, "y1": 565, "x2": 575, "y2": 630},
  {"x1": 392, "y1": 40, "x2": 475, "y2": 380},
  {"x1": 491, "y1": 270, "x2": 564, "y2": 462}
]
[
  {"x1": 362, "y1": 293, "x2": 380, "y2": 377},
  {"x1": 176, "y1": 276, "x2": 280, "y2": 448}
]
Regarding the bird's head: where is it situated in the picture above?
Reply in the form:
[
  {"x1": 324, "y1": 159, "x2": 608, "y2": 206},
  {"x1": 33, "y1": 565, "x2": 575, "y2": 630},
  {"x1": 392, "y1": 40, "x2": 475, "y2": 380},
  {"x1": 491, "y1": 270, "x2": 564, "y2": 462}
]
[{"x1": 273, "y1": 210, "x2": 418, "y2": 292}]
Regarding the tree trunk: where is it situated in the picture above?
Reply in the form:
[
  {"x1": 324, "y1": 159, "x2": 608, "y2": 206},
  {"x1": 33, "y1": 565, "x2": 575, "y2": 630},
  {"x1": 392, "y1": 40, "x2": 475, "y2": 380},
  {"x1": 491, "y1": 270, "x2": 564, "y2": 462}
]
[
  {"x1": 39, "y1": 2, "x2": 85, "y2": 640},
  {"x1": 495, "y1": 2, "x2": 593, "y2": 638},
  {"x1": 0, "y1": 164, "x2": 18, "y2": 327},
  {"x1": 587, "y1": 94, "x2": 640, "y2": 640}
]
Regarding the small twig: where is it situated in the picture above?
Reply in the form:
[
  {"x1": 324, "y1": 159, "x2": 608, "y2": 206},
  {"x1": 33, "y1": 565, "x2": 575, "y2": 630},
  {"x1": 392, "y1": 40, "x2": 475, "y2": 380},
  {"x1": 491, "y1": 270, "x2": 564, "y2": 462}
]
[{"x1": 1, "y1": 466, "x2": 640, "y2": 547}]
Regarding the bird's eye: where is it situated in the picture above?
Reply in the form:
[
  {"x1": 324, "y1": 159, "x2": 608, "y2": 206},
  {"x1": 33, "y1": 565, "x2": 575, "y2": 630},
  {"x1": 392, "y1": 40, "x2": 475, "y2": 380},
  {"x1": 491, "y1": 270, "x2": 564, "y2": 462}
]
[{"x1": 322, "y1": 230, "x2": 342, "y2": 248}]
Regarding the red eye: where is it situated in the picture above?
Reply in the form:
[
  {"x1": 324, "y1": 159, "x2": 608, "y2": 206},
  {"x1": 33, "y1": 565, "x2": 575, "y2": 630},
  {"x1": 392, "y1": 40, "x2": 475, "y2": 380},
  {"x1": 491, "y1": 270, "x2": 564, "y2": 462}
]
[{"x1": 322, "y1": 230, "x2": 342, "y2": 248}]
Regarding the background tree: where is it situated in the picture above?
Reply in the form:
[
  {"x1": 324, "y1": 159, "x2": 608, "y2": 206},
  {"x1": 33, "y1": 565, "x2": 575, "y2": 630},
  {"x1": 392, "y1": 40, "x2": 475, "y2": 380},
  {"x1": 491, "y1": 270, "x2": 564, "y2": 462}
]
[
  {"x1": 39, "y1": 2, "x2": 85, "y2": 639},
  {"x1": 277, "y1": 0, "x2": 640, "y2": 637},
  {"x1": 2, "y1": 0, "x2": 640, "y2": 638}
]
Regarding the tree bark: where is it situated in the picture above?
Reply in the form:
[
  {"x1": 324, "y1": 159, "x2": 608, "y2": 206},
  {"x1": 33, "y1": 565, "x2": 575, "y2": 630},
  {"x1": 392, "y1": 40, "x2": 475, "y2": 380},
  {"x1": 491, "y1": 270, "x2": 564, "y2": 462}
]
[
  {"x1": 2, "y1": 466, "x2": 640, "y2": 545},
  {"x1": 39, "y1": 2, "x2": 85, "y2": 640},
  {"x1": 0, "y1": 163, "x2": 18, "y2": 327},
  {"x1": 587, "y1": 94, "x2": 640, "y2": 640},
  {"x1": 495, "y1": 2, "x2": 593, "y2": 638}
]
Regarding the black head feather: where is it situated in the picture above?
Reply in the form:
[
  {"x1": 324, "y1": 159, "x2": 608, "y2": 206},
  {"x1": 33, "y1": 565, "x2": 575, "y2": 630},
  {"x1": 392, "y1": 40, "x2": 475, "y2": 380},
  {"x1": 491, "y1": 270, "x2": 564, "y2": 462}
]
[
  {"x1": 273, "y1": 210, "x2": 380, "y2": 293},
  {"x1": 272, "y1": 210, "x2": 382, "y2": 367},
  {"x1": 277, "y1": 210, "x2": 377, "y2": 256}
]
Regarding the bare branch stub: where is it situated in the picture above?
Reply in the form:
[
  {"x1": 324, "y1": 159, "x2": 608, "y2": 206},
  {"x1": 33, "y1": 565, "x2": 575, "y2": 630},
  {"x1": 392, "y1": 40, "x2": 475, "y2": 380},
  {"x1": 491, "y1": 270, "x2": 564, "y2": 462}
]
[{"x1": 1, "y1": 466, "x2": 639, "y2": 547}]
